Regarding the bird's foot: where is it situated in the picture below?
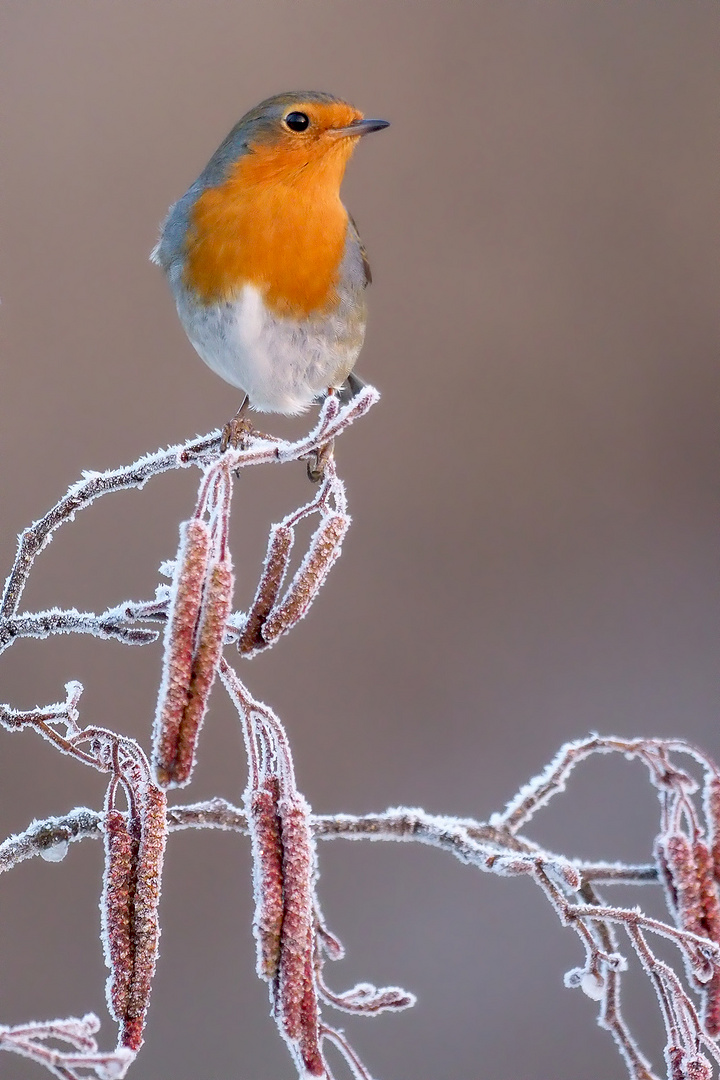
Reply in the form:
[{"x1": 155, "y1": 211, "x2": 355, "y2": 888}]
[
  {"x1": 221, "y1": 414, "x2": 262, "y2": 452},
  {"x1": 306, "y1": 438, "x2": 335, "y2": 483},
  {"x1": 220, "y1": 396, "x2": 275, "y2": 451}
]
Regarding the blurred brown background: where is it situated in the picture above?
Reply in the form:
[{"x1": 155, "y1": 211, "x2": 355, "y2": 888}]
[{"x1": 0, "y1": 3, "x2": 718, "y2": 1078}]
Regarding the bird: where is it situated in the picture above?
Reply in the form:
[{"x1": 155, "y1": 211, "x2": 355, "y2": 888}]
[{"x1": 151, "y1": 91, "x2": 389, "y2": 442}]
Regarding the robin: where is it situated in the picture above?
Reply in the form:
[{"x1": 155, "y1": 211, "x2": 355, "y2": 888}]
[{"x1": 152, "y1": 91, "x2": 389, "y2": 459}]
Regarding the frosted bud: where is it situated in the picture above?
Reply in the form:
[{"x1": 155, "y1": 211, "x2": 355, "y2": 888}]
[
  {"x1": 564, "y1": 966, "x2": 604, "y2": 999},
  {"x1": 580, "y1": 971, "x2": 605, "y2": 1000}
]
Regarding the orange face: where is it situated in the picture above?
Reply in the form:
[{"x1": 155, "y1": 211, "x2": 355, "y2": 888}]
[
  {"x1": 183, "y1": 101, "x2": 369, "y2": 317},
  {"x1": 244, "y1": 99, "x2": 368, "y2": 182}
]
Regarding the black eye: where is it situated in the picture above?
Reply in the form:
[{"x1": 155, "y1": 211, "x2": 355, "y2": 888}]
[{"x1": 285, "y1": 111, "x2": 310, "y2": 132}]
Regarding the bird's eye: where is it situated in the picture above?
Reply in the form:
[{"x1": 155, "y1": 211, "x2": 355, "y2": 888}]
[{"x1": 284, "y1": 111, "x2": 310, "y2": 132}]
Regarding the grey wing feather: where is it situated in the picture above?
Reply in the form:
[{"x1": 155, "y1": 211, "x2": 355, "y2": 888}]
[{"x1": 348, "y1": 214, "x2": 372, "y2": 287}]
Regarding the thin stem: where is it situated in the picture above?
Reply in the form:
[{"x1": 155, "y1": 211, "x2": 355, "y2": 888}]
[{"x1": 0, "y1": 389, "x2": 377, "y2": 623}]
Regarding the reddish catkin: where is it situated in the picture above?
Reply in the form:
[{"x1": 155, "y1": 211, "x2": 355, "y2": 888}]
[
  {"x1": 248, "y1": 778, "x2": 285, "y2": 981},
  {"x1": 665, "y1": 1047, "x2": 712, "y2": 1080},
  {"x1": 101, "y1": 809, "x2": 139, "y2": 1023},
  {"x1": 152, "y1": 520, "x2": 211, "y2": 787},
  {"x1": 298, "y1": 952, "x2": 325, "y2": 1077},
  {"x1": 239, "y1": 524, "x2": 293, "y2": 655},
  {"x1": 262, "y1": 514, "x2": 349, "y2": 644},
  {"x1": 656, "y1": 833, "x2": 704, "y2": 938},
  {"x1": 121, "y1": 784, "x2": 168, "y2": 1051},
  {"x1": 666, "y1": 1046, "x2": 686, "y2": 1080},
  {"x1": 277, "y1": 794, "x2": 323, "y2": 1073},
  {"x1": 703, "y1": 774, "x2": 720, "y2": 884},
  {"x1": 169, "y1": 557, "x2": 234, "y2": 786},
  {"x1": 694, "y1": 839, "x2": 720, "y2": 1036},
  {"x1": 686, "y1": 1056, "x2": 713, "y2": 1080}
]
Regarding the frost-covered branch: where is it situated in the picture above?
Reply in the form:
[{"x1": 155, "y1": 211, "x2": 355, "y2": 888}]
[
  {"x1": 0, "y1": 388, "x2": 376, "y2": 628},
  {"x1": 0, "y1": 1014, "x2": 133, "y2": 1080},
  {"x1": 0, "y1": 797, "x2": 658, "y2": 887},
  {"x1": 2, "y1": 386, "x2": 720, "y2": 1080}
]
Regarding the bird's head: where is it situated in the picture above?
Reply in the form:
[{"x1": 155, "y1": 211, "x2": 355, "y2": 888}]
[{"x1": 215, "y1": 91, "x2": 389, "y2": 186}]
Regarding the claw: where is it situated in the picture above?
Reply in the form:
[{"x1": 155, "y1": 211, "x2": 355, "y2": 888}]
[
  {"x1": 220, "y1": 396, "x2": 274, "y2": 451},
  {"x1": 221, "y1": 415, "x2": 259, "y2": 452},
  {"x1": 306, "y1": 439, "x2": 335, "y2": 483},
  {"x1": 221, "y1": 395, "x2": 253, "y2": 451}
]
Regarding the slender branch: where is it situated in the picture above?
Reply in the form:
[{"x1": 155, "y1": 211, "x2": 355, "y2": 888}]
[
  {"x1": 578, "y1": 882, "x2": 657, "y2": 1080},
  {"x1": 0, "y1": 383, "x2": 716, "y2": 1080},
  {"x1": 0, "y1": 609, "x2": 159, "y2": 650},
  {"x1": 0, "y1": 389, "x2": 377, "y2": 623},
  {"x1": 564, "y1": 902, "x2": 720, "y2": 967},
  {"x1": 0, "y1": 800, "x2": 658, "y2": 890},
  {"x1": 0, "y1": 434, "x2": 219, "y2": 621},
  {"x1": 0, "y1": 808, "x2": 102, "y2": 872}
]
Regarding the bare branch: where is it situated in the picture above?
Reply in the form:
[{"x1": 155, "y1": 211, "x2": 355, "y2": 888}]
[
  {"x1": 0, "y1": 608, "x2": 158, "y2": 649},
  {"x1": 3, "y1": 381, "x2": 720, "y2": 1080},
  {"x1": 0, "y1": 388, "x2": 377, "y2": 623}
]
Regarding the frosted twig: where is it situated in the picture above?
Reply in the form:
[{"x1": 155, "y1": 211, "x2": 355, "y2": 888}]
[
  {"x1": 0, "y1": 799, "x2": 659, "y2": 887},
  {"x1": 0, "y1": 1015, "x2": 133, "y2": 1080},
  {"x1": 0, "y1": 608, "x2": 159, "y2": 649},
  {"x1": 0, "y1": 388, "x2": 377, "y2": 623},
  {"x1": 577, "y1": 882, "x2": 656, "y2": 1080},
  {"x1": 219, "y1": 659, "x2": 415, "y2": 1080},
  {"x1": 0, "y1": 680, "x2": 83, "y2": 733},
  {"x1": 498, "y1": 735, "x2": 714, "y2": 835},
  {"x1": 3, "y1": 385, "x2": 720, "y2": 1080},
  {"x1": 561, "y1": 903, "x2": 720, "y2": 970},
  {"x1": 0, "y1": 434, "x2": 218, "y2": 622}
]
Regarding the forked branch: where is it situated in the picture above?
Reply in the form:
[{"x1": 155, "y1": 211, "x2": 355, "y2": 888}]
[{"x1": 1, "y1": 387, "x2": 718, "y2": 1080}]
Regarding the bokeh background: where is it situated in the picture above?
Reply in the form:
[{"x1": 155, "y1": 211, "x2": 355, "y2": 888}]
[{"x1": 1, "y1": 3, "x2": 718, "y2": 1078}]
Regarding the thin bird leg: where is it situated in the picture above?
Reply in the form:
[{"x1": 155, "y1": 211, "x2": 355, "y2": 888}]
[
  {"x1": 305, "y1": 373, "x2": 366, "y2": 481},
  {"x1": 220, "y1": 395, "x2": 274, "y2": 452},
  {"x1": 306, "y1": 385, "x2": 349, "y2": 482},
  {"x1": 337, "y1": 371, "x2": 366, "y2": 404}
]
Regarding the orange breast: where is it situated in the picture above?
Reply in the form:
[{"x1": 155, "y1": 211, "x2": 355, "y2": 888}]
[{"x1": 183, "y1": 143, "x2": 351, "y2": 318}]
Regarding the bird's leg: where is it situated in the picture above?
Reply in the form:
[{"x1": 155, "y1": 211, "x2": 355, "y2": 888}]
[
  {"x1": 304, "y1": 372, "x2": 364, "y2": 480},
  {"x1": 220, "y1": 395, "x2": 267, "y2": 451},
  {"x1": 305, "y1": 385, "x2": 340, "y2": 482},
  {"x1": 337, "y1": 371, "x2": 366, "y2": 404},
  {"x1": 306, "y1": 438, "x2": 335, "y2": 483}
]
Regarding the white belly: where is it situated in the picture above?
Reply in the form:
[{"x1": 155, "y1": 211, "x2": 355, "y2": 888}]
[{"x1": 176, "y1": 283, "x2": 365, "y2": 415}]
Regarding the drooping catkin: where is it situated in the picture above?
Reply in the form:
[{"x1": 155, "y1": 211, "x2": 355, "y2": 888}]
[
  {"x1": 686, "y1": 1056, "x2": 713, "y2": 1080},
  {"x1": 169, "y1": 556, "x2": 234, "y2": 786},
  {"x1": 152, "y1": 520, "x2": 211, "y2": 787},
  {"x1": 121, "y1": 783, "x2": 168, "y2": 1051},
  {"x1": 277, "y1": 795, "x2": 315, "y2": 1036},
  {"x1": 655, "y1": 833, "x2": 704, "y2": 937},
  {"x1": 247, "y1": 777, "x2": 284, "y2": 981},
  {"x1": 239, "y1": 524, "x2": 293, "y2": 655},
  {"x1": 694, "y1": 839, "x2": 720, "y2": 1036},
  {"x1": 101, "y1": 809, "x2": 139, "y2": 1023},
  {"x1": 703, "y1": 774, "x2": 720, "y2": 883},
  {"x1": 297, "y1": 951, "x2": 325, "y2": 1077},
  {"x1": 262, "y1": 514, "x2": 349, "y2": 644},
  {"x1": 656, "y1": 830, "x2": 720, "y2": 1012},
  {"x1": 276, "y1": 793, "x2": 324, "y2": 1075}
]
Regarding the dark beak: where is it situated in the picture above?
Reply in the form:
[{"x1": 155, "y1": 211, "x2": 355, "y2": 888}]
[{"x1": 331, "y1": 117, "x2": 390, "y2": 138}]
